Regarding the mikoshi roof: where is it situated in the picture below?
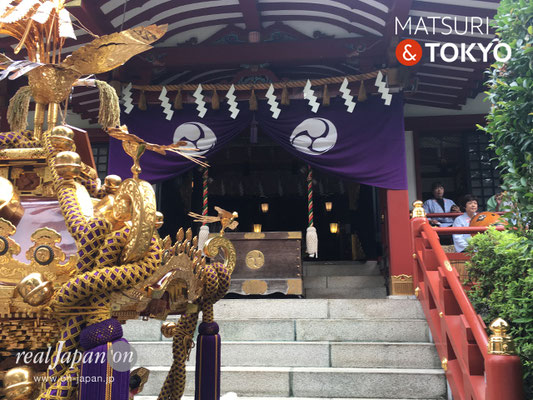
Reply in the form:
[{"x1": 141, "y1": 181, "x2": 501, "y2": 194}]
[{"x1": 0, "y1": 0, "x2": 501, "y2": 123}]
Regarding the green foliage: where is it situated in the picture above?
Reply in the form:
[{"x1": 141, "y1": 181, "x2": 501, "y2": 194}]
[
  {"x1": 466, "y1": 229, "x2": 533, "y2": 395},
  {"x1": 481, "y1": 0, "x2": 533, "y2": 228}
]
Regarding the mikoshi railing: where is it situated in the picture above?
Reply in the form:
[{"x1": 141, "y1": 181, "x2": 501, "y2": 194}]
[{"x1": 410, "y1": 202, "x2": 525, "y2": 400}]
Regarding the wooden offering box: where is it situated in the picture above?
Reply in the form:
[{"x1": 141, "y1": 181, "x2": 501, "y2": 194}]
[{"x1": 216, "y1": 231, "x2": 303, "y2": 295}]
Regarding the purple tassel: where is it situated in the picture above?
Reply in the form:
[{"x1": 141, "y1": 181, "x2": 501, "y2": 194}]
[
  {"x1": 195, "y1": 322, "x2": 221, "y2": 400},
  {"x1": 79, "y1": 319, "x2": 130, "y2": 400}
]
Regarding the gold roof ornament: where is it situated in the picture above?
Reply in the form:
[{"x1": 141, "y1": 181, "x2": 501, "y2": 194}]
[{"x1": 1, "y1": 2, "x2": 167, "y2": 134}]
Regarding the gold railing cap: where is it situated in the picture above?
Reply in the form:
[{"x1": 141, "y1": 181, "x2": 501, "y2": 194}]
[
  {"x1": 488, "y1": 317, "x2": 516, "y2": 355},
  {"x1": 411, "y1": 200, "x2": 426, "y2": 218}
]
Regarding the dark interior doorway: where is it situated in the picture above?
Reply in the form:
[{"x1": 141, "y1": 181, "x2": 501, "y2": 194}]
[{"x1": 158, "y1": 127, "x2": 381, "y2": 261}]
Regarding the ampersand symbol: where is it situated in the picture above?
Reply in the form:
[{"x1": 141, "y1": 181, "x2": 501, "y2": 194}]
[
  {"x1": 403, "y1": 44, "x2": 417, "y2": 61},
  {"x1": 395, "y1": 39, "x2": 422, "y2": 66}
]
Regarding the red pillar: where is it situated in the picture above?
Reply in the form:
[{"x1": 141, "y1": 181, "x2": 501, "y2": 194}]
[{"x1": 385, "y1": 189, "x2": 414, "y2": 295}]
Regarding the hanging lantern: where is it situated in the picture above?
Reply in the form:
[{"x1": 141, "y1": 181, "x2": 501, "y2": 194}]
[
  {"x1": 325, "y1": 201, "x2": 332, "y2": 212},
  {"x1": 248, "y1": 31, "x2": 260, "y2": 43},
  {"x1": 261, "y1": 203, "x2": 269, "y2": 213},
  {"x1": 253, "y1": 224, "x2": 262, "y2": 233},
  {"x1": 329, "y1": 222, "x2": 339, "y2": 234}
]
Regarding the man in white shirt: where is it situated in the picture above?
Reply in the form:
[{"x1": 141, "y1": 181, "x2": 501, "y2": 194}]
[
  {"x1": 453, "y1": 195, "x2": 479, "y2": 252},
  {"x1": 423, "y1": 182, "x2": 460, "y2": 227}
]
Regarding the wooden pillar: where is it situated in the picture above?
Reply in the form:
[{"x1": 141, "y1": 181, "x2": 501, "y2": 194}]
[{"x1": 386, "y1": 189, "x2": 414, "y2": 295}]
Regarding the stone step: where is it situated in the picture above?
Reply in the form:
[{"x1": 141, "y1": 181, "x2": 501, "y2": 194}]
[
  {"x1": 303, "y1": 261, "x2": 381, "y2": 277},
  {"x1": 213, "y1": 299, "x2": 423, "y2": 319},
  {"x1": 133, "y1": 341, "x2": 440, "y2": 369},
  {"x1": 304, "y1": 276, "x2": 386, "y2": 289},
  {"x1": 305, "y1": 287, "x2": 387, "y2": 299},
  {"x1": 124, "y1": 318, "x2": 429, "y2": 343},
  {"x1": 295, "y1": 319, "x2": 429, "y2": 342},
  {"x1": 140, "y1": 366, "x2": 446, "y2": 398},
  {"x1": 139, "y1": 397, "x2": 444, "y2": 400},
  {"x1": 122, "y1": 299, "x2": 426, "y2": 342}
]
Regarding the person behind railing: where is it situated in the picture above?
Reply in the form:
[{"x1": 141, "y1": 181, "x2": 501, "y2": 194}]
[
  {"x1": 452, "y1": 194, "x2": 479, "y2": 252},
  {"x1": 423, "y1": 182, "x2": 460, "y2": 227},
  {"x1": 486, "y1": 191, "x2": 512, "y2": 212}
]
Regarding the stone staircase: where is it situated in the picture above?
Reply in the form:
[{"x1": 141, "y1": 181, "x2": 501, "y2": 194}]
[
  {"x1": 304, "y1": 261, "x2": 387, "y2": 299},
  {"x1": 129, "y1": 262, "x2": 446, "y2": 399}
]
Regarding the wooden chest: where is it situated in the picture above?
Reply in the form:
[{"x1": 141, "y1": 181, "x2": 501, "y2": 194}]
[{"x1": 215, "y1": 231, "x2": 303, "y2": 295}]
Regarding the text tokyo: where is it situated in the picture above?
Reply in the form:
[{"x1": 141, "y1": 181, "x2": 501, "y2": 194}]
[{"x1": 424, "y1": 42, "x2": 511, "y2": 63}]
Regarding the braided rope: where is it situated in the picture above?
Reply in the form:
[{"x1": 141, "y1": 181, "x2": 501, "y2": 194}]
[
  {"x1": 307, "y1": 166, "x2": 313, "y2": 228},
  {"x1": 51, "y1": 237, "x2": 160, "y2": 308},
  {"x1": 0, "y1": 130, "x2": 40, "y2": 148},
  {"x1": 202, "y1": 168, "x2": 208, "y2": 224},
  {"x1": 133, "y1": 69, "x2": 387, "y2": 92},
  {"x1": 35, "y1": 129, "x2": 163, "y2": 400},
  {"x1": 37, "y1": 314, "x2": 85, "y2": 399},
  {"x1": 39, "y1": 364, "x2": 81, "y2": 400},
  {"x1": 157, "y1": 262, "x2": 231, "y2": 399},
  {"x1": 158, "y1": 312, "x2": 199, "y2": 400}
]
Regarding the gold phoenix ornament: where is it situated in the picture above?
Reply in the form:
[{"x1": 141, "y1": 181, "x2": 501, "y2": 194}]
[
  {"x1": 189, "y1": 206, "x2": 239, "y2": 235},
  {"x1": 107, "y1": 125, "x2": 208, "y2": 178}
]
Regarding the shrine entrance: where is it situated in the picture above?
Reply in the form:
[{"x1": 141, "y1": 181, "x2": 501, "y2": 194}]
[{"x1": 158, "y1": 128, "x2": 381, "y2": 262}]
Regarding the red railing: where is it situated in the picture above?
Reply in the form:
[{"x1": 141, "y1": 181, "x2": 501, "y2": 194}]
[{"x1": 411, "y1": 216, "x2": 525, "y2": 400}]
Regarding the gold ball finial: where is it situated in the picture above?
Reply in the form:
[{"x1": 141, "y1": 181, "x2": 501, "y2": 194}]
[
  {"x1": 49, "y1": 126, "x2": 75, "y2": 151},
  {"x1": 16, "y1": 272, "x2": 54, "y2": 306},
  {"x1": 490, "y1": 317, "x2": 509, "y2": 334},
  {"x1": 4, "y1": 366, "x2": 36, "y2": 400},
  {"x1": 155, "y1": 211, "x2": 164, "y2": 229},
  {"x1": 103, "y1": 175, "x2": 122, "y2": 194},
  {"x1": 54, "y1": 151, "x2": 82, "y2": 180},
  {"x1": 411, "y1": 200, "x2": 426, "y2": 218},
  {"x1": 50, "y1": 125, "x2": 75, "y2": 139},
  {"x1": 488, "y1": 318, "x2": 516, "y2": 355}
]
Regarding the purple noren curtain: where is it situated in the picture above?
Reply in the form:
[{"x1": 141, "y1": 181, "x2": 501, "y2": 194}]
[{"x1": 108, "y1": 95, "x2": 407, "y2": 189}]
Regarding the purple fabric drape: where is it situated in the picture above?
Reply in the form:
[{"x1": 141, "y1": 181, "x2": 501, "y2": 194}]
[
  {"x1": 109, "y1": 95, "x2": 406, "y2": 189},
  {"x1": 256, "y1": 95, "x2": 407, "y2": 189},
  {"x1": 108, "y1": 103, "x2": 252, "y2": 182}
]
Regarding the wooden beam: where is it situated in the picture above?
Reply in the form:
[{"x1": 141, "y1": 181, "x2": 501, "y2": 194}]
[
  {"x1": 409, "y1": 2, "x2": 498, "y2": 19},
  {"x1": 240, "y1": 0, "x2": 261, "y2": 32},
  {"x1": 406, "y1": 91, "x2": 467, "y2": 105},
  {"x1": 405, "y1": 114, "x2": 487, "y2": 131},
  {"x1": 404, "y1": 99, "x2": 462, "y2": 110},
  {"x1": 68, "y1": 0, "x2": 116, "y2": 36},
  {"x1": 258, "y1": 3, "x2": 383, "y2": 33},
  {"x1": 385, "y1": 0, "x2": 413, "y2": 41},
  {"x1": 415, "y1": 83, "x2": 472, "y2": 97},
  {"x1": 418, "y1": 65, "x2": 477, "y2": 80},
  {"x1": 416, "y1": 75, "x2": 478, "y2": 89},
  {"x1": 128, "y1": 37, "x2": 386, "y2": 70}
]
